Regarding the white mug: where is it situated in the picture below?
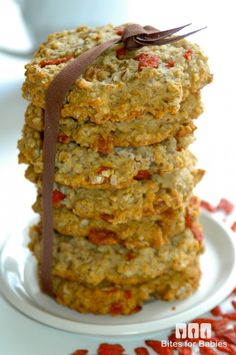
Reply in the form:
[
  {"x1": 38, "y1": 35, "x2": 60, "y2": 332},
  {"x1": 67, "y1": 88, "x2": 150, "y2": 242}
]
[{"x1": 16, "y1": 0, "x2": 128, "y2": 49}]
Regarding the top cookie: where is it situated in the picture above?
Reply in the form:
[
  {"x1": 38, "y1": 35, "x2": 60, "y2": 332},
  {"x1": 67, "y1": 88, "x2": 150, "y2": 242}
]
[{"x1": 22, "y1": 24, "x2": 212, "y2": 123}]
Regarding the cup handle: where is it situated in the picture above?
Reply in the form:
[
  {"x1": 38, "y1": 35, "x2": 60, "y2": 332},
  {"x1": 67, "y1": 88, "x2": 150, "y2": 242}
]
[
  {"x1": 0, "y1": 46, "x2": 33, "y2": 58},
  {"x1": 0, "y1": 0, "x2": 33, "y2": 57}
]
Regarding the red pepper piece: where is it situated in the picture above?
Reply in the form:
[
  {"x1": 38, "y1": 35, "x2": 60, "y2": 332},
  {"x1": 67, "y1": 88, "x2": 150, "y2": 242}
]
[
  {"x1": 200, "y1": 200, "x2": 216, "y2": 212},
  {"x1": 185, "y1": 212, "x2": 203, "y2": 242},
  {"x1": 97, "y1": 136, "x2": 111, "y2": 154},
  {"x1": 116, "y1": 46, "x2": 126, "y2": 58},
  {"x1": 192, "y1": 318, "x2": 229, "y2": 331},
  {"x1": 166, "y1": 59, "x2": 175, "y2": 68},
  {"x1": 231, "y1": 222, "x2": 236, "y2": 232},
  {"x1": 116, "y1": 29, "x2": 124, "y2": 36},
  {"x1": 183, "y1": 49, "x2": 192, "y2": 60},
  {"x1": 134, "y1": 170, "x2": 152, "y2": 180},
  {"x1": 131, "y1": 305, "x2": 142, "y2": 313},
  {"x1": 110, "y1": 303, "x2": 123, "y2": 316},
  {"x1": 191, "y1": 317, "x2": 219, "y2": 325},
  {"x1": 159, "y1": 348, "x2": 173, "y2": 355},
  {"x1": 178, "y1": 347, "x2": 192, "y2": 355},
  {"x1": 71, "y1": 350, "x2": 88, "y2": 355},
  {"x1": 223, "y1": 312, "x2": 236, "y2": 321},
  {"x1": 145, "y1": 340, "x2": 173, "y2": 354},
  {"x1": 124, "y1": 290, "x2": 132, "y2": 299},
  {"x1": 97, "y1": 343, "x2": 125, "y2": 355},
  {"x1": 211, "y1": 305, "x2": 222, "y2": 317},
  {"x1": 191, "y1": 224, "x2": 203, "y2": 242},
  {"x1": 199, "y1": 347, "x2": 218, "y2": 355},
  {"x1": 136, "y1": 53, "x2": 160, "y2": 71},
  {"x1": 58, "y1": 133, "x2": 70, "y2": 143},
  {"x1": 52, "y1": 190, "x2": 65, "y2": 204},
  {"x1": 211, "y1": 319, "x2": 229, "y2": 331},
  {"x1": 97, "y1": 166, "x2": 111, "y2": 174},
  {"x1": 169, "y1": 332, "x2": 198, "y2": 345},
  {"x1": 88, "y1": 228, "x2": 118, "y2": 245},
  {"x1": 232, "y1": 300, "x2": 236, "y2": 309},
  {"x1": 134, "y1": 347, "x2": 150, "y2": 355},
  {"x1": 216, "y1": 198, "x2": 234, "y2": 215},
  {"x1": 126, "y1": 252, "x2": 135, "y2": 261},
  {"x1": 215, "y1": 329, "x2": 236, "y2": 345},
  {"x1": 226, "y1": 345, "x2": 236, "y2": 355},
  {"x1": 185, "y1": 211, "x2": 193, "y2": 228},
  {"x1": 189, "y1": 195, "x2": 200, "y2": 209},
  {"x1": 168, "y1": 332, "x2": 179, "y2": 345},
  {"x1": 214, "y1": 338, "x2": 236, "y2": 355},
  {"x1": 232, "y1": 288, "x2": 236, "y2": 295},
  {"x1": 99, "y1": 213, "x2": 113, "y2": 222},
  {"x1": 39, "y1": 55, "x2": 73, "y2": 68}
]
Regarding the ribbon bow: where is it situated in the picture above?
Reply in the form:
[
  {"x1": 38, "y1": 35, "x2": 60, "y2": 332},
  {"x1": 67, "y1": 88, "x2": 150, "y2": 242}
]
[
  {"x1": 122, "y1": 23, "x2": 205, "y2": 49},
  {"x1": 41, "y1": 23, "x2": 205, "y2": 295}
]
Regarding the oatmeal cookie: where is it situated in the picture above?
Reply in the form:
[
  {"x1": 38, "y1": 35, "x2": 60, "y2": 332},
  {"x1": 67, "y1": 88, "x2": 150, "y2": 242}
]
[
  {"x1": 24, "y1": 93, "x2": 201, "y2": 150},
  {"x1": 33, "y1": 196, "x2": 200, "y2": 249},
  {"x1": 30, "y1": 167, "x2": 204, "y2": 224},
  {"x1": 18, "y1": 125, "x2": 196, "y2": 189},
  {"x1": 52, "y1": 263, "x2": 201, "y2": 315},
  {"x1": 22, "y1": 24, "x2": 212, "y2": 123},
  {"x1": 29, "y1": 225, "x2": 202, "y2": 286},
  {"x1": 34, "y1": 208, "x2": 185, "y2": 250}
]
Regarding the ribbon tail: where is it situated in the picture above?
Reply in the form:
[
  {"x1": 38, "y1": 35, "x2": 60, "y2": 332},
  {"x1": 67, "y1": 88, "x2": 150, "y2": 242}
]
[
  {"x1": 154, "y1": 27, "x2": 207, "y2": 45},
  {"x1": 142, "y1": 23, "x2": 191, "y2": 38},
  {"x1": 41, "y1": 37, "x2": 120, "y2": 295}
]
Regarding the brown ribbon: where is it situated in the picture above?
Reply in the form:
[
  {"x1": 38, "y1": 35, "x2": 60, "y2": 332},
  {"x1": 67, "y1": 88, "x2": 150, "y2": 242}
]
[{"x1": 41, "y1": 23, "x2": 205, "y2": 295}]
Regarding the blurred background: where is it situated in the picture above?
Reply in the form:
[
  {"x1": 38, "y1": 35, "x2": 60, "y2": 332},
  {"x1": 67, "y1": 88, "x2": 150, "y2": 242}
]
[{"x1": 0, "y1": 0, "x2": 236, "y2": 238}]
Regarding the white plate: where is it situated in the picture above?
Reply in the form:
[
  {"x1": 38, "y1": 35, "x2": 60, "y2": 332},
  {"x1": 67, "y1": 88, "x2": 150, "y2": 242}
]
[{"x1": 0, "y1": 212, "x2": 236, "y2": 337}]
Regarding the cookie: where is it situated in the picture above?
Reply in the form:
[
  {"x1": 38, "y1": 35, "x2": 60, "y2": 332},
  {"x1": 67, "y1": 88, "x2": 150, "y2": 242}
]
[
  {"x1": 30, "y1": 167, "x2": 204, "y2": 224},
  {"x1": 29, "y1": 225, "x2": 202, "y2": 286},
  {"x1": 24, "y1": 93, "x2": 202, "y2": 150},
  {"x1": 18, "y1": 125, "x2": 196, "y2": 189},
  {"x1": 52, "y1": 264, "x2": 201, "y2": 315},
  {"x1": 22, "y1": 24, "x2": 212, "y2": 123}
]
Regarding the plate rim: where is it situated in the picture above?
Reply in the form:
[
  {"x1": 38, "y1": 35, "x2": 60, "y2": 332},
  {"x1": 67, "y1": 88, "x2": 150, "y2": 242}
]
[{"x1": 0, "y1": 211, "x2": 236, "y2": 336}]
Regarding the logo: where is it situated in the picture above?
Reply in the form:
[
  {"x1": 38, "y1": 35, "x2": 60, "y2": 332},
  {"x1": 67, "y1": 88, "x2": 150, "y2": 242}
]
[
  {"x1": 176, "y1": 323, "x2": 212, "y2": 339},
  {"x1": 161, "y1": 322, "x2": 227, "y2": 349}
]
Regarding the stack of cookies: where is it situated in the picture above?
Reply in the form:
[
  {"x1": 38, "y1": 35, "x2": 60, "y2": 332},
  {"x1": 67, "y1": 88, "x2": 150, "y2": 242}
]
[{"x1": 18, "y1": 24, "x2": 212, "y2": 315}]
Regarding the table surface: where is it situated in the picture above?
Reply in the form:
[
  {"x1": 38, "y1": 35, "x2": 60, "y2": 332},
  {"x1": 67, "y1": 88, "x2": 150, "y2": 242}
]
[{"x1": 0, "y1": 1, "x2": 236, "y2": 354}]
